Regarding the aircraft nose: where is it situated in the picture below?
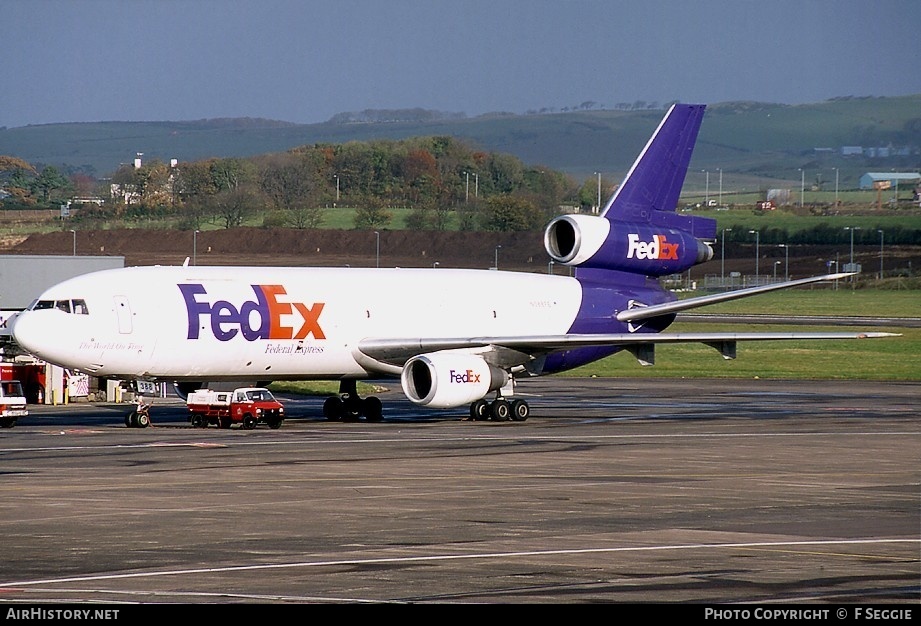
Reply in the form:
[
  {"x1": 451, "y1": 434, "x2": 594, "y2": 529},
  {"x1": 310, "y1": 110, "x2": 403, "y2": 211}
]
[{"x1": 11, "y1": 311, "x2": 45, "y2": 357}]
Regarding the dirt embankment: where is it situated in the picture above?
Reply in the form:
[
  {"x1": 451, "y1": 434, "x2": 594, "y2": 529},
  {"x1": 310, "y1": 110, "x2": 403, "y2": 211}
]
[{"x1": 4, "y1": 227, "x2": 550, "y2": 272}]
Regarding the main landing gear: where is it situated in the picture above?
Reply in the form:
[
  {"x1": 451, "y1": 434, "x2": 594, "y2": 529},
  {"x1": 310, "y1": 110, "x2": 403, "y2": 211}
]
[
  {"x1": 125, "y1": 397, "x2": 152, "y2": 428},
  {"x1": 469, "y1": 395, "x2": 529, "y2": 422},
  {"x1": 322, "y1": 379, "x2": 383, "y2": 422}
]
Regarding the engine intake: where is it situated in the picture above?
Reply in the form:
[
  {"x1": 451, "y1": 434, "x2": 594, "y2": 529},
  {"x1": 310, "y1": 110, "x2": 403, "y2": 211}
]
[{"x1": 401, "y1": 353, "x2": 508, "y2": 409}]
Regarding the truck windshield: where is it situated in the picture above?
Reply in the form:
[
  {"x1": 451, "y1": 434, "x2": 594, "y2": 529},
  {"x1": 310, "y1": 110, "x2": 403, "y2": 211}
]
[
  {"x1": 245, "y1": 390, "x2": 274, "y2": 401},
  {"x1": 1, "y1": 381, "x2": 24, "y2": 397}
]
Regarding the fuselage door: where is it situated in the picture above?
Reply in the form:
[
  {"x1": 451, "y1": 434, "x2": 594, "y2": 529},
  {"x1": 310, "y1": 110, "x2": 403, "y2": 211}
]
[{"x1": 114, "y1": 296, "x2": 133, "y2": 334}]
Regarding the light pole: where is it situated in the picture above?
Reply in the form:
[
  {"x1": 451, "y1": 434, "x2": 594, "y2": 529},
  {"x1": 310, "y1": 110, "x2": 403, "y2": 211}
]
[
  {"x1": 878, "y1": 229, "x2": 884, "y2": 279},
  {"x1": 433, "y1": 262, "x2": 439, "y2": 269},
  {"x1": 374, "y1": 231, "x2": 380, "y2": 268},
  {"x1": 721, "y1": 228, "x2": 731, "y2": 285},
  {"x1": 778, "y1": 244, "x2": 789, "y2": 281},
  {"x1": 494, "y1": 244, "x2": 502, "y2": 270},
  {"x1": 334, "y1": 174, "x2": 339, "y2": 202},
  {"x1": 473, "y1": 172, "x2": 479, "y2": 200},
  {"x1": 594, "y1": 172, "x2": 601, "y2": 213},
  {"x1": 703, "y1": 170, "x2": 709, "y2": 206},
  {"x1": 773, "y1": 261, "x2": 781, "y2": 282},
  {"x1": 749, "y1": 229, "x2": 760, "y2": 282},
  {"x1": 70, "y1": 229, "x2": 76, "y2": 256},
  {"x1": 844, "y1": 226, "x2": 860, "y2": 270},
  {"x1": 193, "y1": 229, "x2": 199, "y2": 265},
  {"x1": 799, "y1": 168, "x2": 805, "y2": 207},
  {"x1": 717, "y1": 168, "x2": 722, "y2": 207},
  {"x1": 548, "y1": 260, "x2": 555, "y2": 275},
  {"x1": 833, "y1": 167, "x2": 839, "y2": 207},
  {"x1": 463, "y1": 171, "x2": 469, "y2": 203}
]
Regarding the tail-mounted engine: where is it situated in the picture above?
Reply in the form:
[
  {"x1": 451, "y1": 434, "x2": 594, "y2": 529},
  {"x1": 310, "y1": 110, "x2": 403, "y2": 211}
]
[
  {"x1": 544, "y1": 214, "x2": 713, "y2": 276},
  {"x1": 401, "y1": 352, "x2": 509, "y2": 409}
]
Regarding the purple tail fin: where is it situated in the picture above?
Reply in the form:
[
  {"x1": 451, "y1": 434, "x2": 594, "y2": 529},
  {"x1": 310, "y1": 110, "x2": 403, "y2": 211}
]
[{"x1": 601, "y1": 103, "x2": 714, "y2": 240}]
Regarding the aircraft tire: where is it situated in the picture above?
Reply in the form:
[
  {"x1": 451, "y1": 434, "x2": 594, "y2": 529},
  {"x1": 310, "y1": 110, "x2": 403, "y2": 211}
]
[
  {"x1": 470, "y1": 399, "x2": 490, "y2": 421},
  {"x1": 363, "y1": 396, "x2": 383, "y2": 422},
  {"x1": 490, "y1": 399, "x2": 511, "y2": 421},
  {"x1": 125, "y1": 412, "x2": 135, "y2": 427},
  {"x1": 136, "y1": 412, "x2": 150, "y2": 428},
  {"x1": 511, "y1": 400, "x2": 530, "y2": 421},
  {"x1": 323, "y1": 396, "x2": 344, "y2": 421}
]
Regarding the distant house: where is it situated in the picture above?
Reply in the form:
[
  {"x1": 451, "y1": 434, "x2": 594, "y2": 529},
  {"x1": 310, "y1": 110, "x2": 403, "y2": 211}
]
[{"x1": 858, "y1": 172, "x2": 921, "y2": 190}]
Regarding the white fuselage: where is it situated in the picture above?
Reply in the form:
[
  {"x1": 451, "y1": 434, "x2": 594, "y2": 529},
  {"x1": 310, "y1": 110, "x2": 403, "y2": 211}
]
[{"x1": 12, "y1": 265, "x2": 584, "y2": 381}]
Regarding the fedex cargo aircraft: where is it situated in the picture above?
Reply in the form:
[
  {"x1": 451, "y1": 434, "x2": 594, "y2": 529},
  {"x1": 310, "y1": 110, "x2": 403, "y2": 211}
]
[{"x1": 10, "y1": 104, "x2": 894, "y2": 424}]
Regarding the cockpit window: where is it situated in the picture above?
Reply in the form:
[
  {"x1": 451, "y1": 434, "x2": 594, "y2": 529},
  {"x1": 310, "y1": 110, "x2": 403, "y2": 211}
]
[{"x1": 30, "y1": 299, "x2": 89, "y2": 314}]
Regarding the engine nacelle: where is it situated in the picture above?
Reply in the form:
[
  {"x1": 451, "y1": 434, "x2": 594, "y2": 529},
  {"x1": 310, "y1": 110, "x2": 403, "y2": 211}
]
[
  {"x1": 401, "y1": 353, "x2": 509, "y2": 409},
  {"x1": 544, "y1": 214, "x2": 713, "y2": 276}
]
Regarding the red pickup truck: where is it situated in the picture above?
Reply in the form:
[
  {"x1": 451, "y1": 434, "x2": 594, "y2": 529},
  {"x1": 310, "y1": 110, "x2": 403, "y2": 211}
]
[{"x1": 186, "y1": 387, "x2": 285, "y2": 429}]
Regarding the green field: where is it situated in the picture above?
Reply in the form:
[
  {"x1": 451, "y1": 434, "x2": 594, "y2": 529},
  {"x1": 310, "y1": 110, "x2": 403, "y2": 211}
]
[{"x1": 566, "y1": 290, "x2": 919, "y2": 381}]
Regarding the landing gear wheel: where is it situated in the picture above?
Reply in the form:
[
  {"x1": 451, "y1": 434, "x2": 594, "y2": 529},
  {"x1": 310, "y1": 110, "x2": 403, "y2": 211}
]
[
  {"x1": 470, "y1": 399, "x2": 490, "y2": 421},
  {"x1": 323, "y1": 396, "x2": 344, "y2": 421},
  {"x1": 136, "y1": 412, "x2": 150, "y2": 428},
  {"x1": 125, "y1": 411, "x2": 135, "y2": 427},
  {"x1": 510, "y1": 399, "x2": 530, "y2": 421},
  {"x1": 490, "y1": 399, "x2": 511, "y2": 421},
  {"x1": 363, "y1": 396, "x2": 383, "y2": 422},
  {"x1": 242, "y1": 414, "x2": 256, "y2": 430}
]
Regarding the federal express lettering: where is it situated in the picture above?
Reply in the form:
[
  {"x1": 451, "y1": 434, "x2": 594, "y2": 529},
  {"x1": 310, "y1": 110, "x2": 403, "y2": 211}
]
[
  {"x1": 179, "y1": 284, "x2": 325, "y2": 342},
  {"x1": 626, "y1": 233, "x2": 679, "y2": 260}
]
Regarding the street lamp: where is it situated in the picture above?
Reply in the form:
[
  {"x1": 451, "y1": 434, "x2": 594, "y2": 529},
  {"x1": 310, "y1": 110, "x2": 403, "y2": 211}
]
[
  {"x1": 463, "y1": 171, "x2": 469, "y2": 203},
  {"x1": 844, "y1": 226, "x2": 860, "y2": 271},
  {"x1": 374, "y1": 231, "x2": 380, "y2": 268},
  {"x1": 721, "y1": 228, "x2": 731, "y2": 285},
  {"x1": 798, "y1": 168, "x2": 805, "y2": 207},
  {"x1": 749, "y1": 229, "x2": 760, "y2": 282},
  {"x1": 594, "y1": 171, "x2": 601, "y2": 213},
  {"x1": 70, "y1": 229, "x2": 76, "y2": 256},
  {"x1": 717, "y1": 168, "x2": 723, "y2": 207},
  {"x1": 778, "y1": 243, "x2": 789, "y2": 281},
  {"x1": 773, "y1": 260, "x2": 781, "y2": 282},
  {"x1": 703, "y1": 170, "x2": 709, "y2": 206},
  {"x1": 878, "y1": 229, "x2": 884, "y2": 279},
  {"x1": 494, "y1": 244, "x2": 502, "y2": 270},
  {"x1": 193, "y1": 229, "x2": 200, "y2": 266},
  {"x1": 433, "y1": 262, "x2": 439, "y2": 269},
  {"x1": 833, "y1": 167, "x2": 839, "y2": 207},
  {"x1": 548, "y1": 260, "x2": 555, "y2": 275},
  {"x1": 333, "y1": 174, "x2": 339, "y2": 202}
]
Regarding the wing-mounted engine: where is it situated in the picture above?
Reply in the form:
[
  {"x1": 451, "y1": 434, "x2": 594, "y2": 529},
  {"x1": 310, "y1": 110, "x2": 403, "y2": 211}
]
[
  {"x1": 544, "y1": 214, "x2": 713, "y2": 276},
  {"x1": 401, "y1": 352, "x2": 509, "y2": 409}
]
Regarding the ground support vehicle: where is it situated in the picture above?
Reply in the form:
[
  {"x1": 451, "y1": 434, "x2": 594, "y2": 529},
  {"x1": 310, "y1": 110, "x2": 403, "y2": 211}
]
[
  {"x1": 186, "y1": 387, "x2": 285, "y2": 429},
  {"x1": 0, "y1": 380, "x2": 28, "y2": 428}
]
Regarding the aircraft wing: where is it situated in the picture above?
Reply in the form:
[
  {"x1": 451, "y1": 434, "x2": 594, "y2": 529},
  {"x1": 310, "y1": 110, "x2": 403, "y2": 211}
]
[
  {"x1": 617, "y1": 272, "x2": 856, "y2": 322},
  {"x1": 357, "y1": 329, "x2": 899, "y2": 370}
]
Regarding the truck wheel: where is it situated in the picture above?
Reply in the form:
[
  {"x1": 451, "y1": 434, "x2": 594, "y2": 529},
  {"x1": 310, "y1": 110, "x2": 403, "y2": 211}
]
[
  {"x1": 267, "y1": 418, "x2": 282, "y2": 429},
  {"x1": 190, "y1": 414, "x2": 203, "y2": 428},
  {"x1": 0, "y1": 417, "x2": 14, "y2": 428},
  {"x1": 242, "y1": 414, "x2": 256, "y2": 430}
]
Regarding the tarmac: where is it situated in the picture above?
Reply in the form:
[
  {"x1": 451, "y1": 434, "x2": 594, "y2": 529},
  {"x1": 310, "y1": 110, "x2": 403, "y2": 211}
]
[{"x1": 0, "y1": 377, "x2": 918, "y2": 605}]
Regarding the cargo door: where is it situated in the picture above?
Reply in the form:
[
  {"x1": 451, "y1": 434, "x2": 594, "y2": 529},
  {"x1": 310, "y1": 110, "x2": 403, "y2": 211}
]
[{"x1": 114, "y1": 296, "x2": 133, "y2": 334}]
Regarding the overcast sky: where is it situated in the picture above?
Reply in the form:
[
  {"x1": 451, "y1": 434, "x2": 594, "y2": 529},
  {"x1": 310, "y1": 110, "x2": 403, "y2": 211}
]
[{"x1": 3, "y1": 0, "x2": 920, "y2": 128}]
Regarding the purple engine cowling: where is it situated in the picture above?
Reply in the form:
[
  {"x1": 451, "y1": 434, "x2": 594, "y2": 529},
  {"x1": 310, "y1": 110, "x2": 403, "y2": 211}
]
[{"x1": 544, "y1": 214, "x2": 713, "y2": 276}]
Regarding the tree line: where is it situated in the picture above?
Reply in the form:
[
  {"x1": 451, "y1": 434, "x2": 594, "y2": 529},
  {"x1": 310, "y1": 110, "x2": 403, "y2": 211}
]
[{"x1": 1, "y1": 137, "x2": 611, "y2": 232}]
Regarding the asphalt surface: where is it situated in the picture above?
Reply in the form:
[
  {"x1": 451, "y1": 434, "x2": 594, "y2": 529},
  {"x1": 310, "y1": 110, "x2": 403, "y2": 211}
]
[{"x1": 0, "y1": 377, "x2": 918, "y2": 605}]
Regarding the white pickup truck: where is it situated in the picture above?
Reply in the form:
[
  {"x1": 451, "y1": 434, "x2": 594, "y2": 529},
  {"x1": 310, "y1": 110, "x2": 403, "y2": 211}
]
[{"x1": 0, "y1": 380, "x2": 28, "y2": 428}]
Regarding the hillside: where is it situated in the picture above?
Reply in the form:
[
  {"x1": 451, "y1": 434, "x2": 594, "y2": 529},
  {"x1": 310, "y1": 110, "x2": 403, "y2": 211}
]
[{"x1": 2, "y1": 96, "x2": 919, "y2": 185}]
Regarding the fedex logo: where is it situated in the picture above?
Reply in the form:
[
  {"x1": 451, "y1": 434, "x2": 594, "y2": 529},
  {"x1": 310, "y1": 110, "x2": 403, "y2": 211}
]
[
  {"x1": 179, "y1": 284, "x2": 326, "y2": 342},
  {"x1": 450, "y1": 369, "x2": 481, "y2": 384},
  {"x1": 627, "y1": 234, "x2": 679, "y2": 260}
]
